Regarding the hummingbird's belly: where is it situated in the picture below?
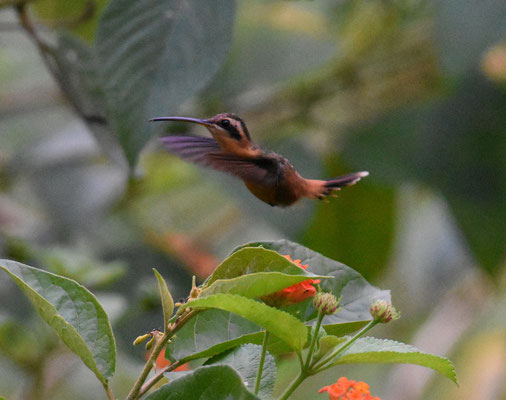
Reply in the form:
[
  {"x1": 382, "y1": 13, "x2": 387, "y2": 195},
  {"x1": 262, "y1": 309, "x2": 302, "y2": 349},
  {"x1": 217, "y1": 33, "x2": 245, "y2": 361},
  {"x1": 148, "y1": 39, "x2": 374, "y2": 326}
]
[{"x1": 244, "y1": 181, "x2": 299, "y2": 207}]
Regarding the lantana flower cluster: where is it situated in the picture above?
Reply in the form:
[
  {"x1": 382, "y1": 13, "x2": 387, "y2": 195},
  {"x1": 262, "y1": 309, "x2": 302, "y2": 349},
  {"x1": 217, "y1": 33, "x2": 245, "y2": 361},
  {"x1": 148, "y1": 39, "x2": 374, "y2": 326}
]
[{"x1": 319, "y1": 377, "x2": 381, "y2": 400}]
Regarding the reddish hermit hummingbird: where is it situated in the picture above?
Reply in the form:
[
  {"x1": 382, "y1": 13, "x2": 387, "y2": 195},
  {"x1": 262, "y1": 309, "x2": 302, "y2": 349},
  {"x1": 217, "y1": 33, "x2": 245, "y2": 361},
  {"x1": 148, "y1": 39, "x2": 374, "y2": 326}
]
[{"x1": 150, "y1": 113, "x2": 368, "y2": 207}]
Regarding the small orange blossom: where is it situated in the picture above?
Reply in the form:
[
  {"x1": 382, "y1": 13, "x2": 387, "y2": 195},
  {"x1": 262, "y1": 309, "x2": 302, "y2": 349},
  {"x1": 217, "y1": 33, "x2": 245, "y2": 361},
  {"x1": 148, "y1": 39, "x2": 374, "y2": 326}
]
[
  {"x1": 148, "y1": 348, "x2": 190, "y2": 372},
  {"x1": 261, "y1": 254, "x2": 320, "y2": 307},
  {"x1": 319, "y1": 377, "x2": 381, "y2": 400}
]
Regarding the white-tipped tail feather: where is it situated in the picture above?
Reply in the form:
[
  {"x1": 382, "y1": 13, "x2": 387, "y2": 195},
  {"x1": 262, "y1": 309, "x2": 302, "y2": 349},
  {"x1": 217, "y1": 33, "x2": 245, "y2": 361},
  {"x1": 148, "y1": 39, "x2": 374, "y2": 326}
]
[{"x1": 306, "y1": 171, "x2": 369, "y2": 200}]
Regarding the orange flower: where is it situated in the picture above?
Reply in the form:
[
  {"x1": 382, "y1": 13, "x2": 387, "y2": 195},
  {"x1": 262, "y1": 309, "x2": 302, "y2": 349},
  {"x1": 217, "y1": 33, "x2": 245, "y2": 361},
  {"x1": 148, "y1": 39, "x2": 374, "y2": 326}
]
[
  {"x1": 319, "y1": 377, "x2": 381, "y2": 400},
  {"x1": 150, "y1": 348, "x2": 190, "y2": 372},
  {"x1": 261, "y1": 254, "x2": 320, "y2": 307}
]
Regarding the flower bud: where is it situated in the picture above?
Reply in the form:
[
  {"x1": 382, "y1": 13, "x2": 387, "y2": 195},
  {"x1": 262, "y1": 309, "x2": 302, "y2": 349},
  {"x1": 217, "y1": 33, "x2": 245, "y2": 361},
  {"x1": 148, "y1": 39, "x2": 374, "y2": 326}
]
[
  {"x1": 313, "y1": 292, "x2": 340, "y2": 315},
  {"x1": 145, "y1": 335, "x2": 155, "y2": 351},
  {"x1": 370, "y1": 300, "x2": 400, "y2": 323},
  {"x1": 133, "y1": 333, "x2": 151, "y2": 346}
]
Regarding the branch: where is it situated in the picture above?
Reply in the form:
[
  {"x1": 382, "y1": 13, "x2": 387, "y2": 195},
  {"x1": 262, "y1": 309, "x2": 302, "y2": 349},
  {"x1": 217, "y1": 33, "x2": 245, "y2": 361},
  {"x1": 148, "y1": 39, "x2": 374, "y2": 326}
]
[{"x1": 126, "y1": 310, "x2": 199, "y2": 400}]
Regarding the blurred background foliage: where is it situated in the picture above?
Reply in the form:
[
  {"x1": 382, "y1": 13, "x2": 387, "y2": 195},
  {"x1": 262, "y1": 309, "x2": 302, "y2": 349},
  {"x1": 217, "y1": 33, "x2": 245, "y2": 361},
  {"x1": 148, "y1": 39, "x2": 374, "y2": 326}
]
[{"x1": 0, "y1": 0, "x2": 505, "y2": 399}]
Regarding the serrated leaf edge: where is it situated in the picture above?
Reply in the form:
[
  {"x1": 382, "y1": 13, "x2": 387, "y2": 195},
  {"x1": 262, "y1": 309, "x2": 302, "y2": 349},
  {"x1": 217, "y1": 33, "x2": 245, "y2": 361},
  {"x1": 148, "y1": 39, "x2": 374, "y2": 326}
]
[
  {"x1": 335, "y1": 337, "x2": 458, "y2": 384},
  {"x1": 0, "y1": 261, "x2": 116, "y2": 384}
]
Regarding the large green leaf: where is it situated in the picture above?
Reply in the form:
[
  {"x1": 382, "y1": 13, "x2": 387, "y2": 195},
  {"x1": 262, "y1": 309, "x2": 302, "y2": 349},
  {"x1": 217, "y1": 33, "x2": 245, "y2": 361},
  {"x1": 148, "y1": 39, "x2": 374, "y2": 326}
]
[
  {"x1": 51, "y1": 32, "x2": 126, "y2": 166},
  {"x1": 205, "y1": 344, "x2": 276, "y2": 399},
  {"x1": 169, "y1": 242, "x2": 385, "y2": 362},
  {"x1": 166, "y1": 309, "x2": 263, "y2": 361},
  {"x1": 201, "y1": 247, "x2": 329, "y2": 298},
  {"x1": 145, "y1": 365, "x2": 259, "y2": 400},
  {"x1": 95, "y1": 0, "x2": 236, "y2": 165},
  {"x1": 186, "y1": 294, "x2": 308, "y2": 350},
  {"x1": 234, "y1": 240, "x2": 390, "y2": 326},
  {"x1": 332, "y1": 337, "x2": 457, "y2": 384},
  {"x1": 204, "y1": 247, "x2": 323, "y2": 285},
  {"x1": 167, "y1": 310, "x2": 370, "y2": 362},
  {"x1": 201, "y1": 271, "x2": 327, "y2": 299},
  {"x1": 0, "y1": 260, "x2": 116, "y2": 384}
]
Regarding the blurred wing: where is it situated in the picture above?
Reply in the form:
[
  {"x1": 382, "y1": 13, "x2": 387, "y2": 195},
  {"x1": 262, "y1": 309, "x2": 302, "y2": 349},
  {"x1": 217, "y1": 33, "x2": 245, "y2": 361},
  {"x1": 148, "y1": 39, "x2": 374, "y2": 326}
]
[
  {"x1": 160, "y1": 136, "x2": 278, "y2": 184},
  {"x1": 160, "y1": 136, "x2": 221, "y2": 163}
]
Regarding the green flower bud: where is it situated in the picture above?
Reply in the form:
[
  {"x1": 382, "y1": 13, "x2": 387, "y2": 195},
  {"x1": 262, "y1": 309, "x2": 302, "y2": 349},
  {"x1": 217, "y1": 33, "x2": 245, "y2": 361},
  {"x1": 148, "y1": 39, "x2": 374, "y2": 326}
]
[
  {"x1": 313, "y1": 292, "x2": 340, "y2": 315},
  {"x1": 370, "y1": 300, "x2": 400, "y2": 323},
  {"x1": 133, "y1": 333, "x2": 151, "y2": 346},
  {"x1": 145, "y1": 335, "x2": 155, "y2": 351}
]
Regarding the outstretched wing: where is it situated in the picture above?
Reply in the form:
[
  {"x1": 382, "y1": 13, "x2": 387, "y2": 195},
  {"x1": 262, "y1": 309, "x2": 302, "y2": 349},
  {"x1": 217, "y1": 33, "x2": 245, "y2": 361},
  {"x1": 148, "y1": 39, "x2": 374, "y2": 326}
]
[
  {"x1": 160, "y1": 136, "x2": 221, "y2": 163},
  {"x1": 160, "y1": 136, "x2": 279, "y2": 185}
]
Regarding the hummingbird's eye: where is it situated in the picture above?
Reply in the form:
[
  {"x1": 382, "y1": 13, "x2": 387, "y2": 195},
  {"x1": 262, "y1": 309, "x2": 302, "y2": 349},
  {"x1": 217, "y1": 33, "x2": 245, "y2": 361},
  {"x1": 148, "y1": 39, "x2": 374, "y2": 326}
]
[{"x1": 219, "y1": 119, "x2": 231, "y2": 128}]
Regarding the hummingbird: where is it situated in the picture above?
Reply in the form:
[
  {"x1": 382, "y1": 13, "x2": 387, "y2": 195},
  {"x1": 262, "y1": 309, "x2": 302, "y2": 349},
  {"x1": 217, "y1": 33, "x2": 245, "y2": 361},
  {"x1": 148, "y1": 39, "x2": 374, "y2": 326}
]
[{"x1": 150, "y1": 113, "x2": 368, "y2": 207}]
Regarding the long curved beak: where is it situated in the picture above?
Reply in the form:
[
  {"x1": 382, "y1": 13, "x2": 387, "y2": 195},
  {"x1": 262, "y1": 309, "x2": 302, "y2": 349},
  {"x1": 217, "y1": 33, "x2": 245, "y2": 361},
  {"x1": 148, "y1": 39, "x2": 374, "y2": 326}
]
[{"x1": 149, "y1": 116, "x2": 212, "y2": 126}]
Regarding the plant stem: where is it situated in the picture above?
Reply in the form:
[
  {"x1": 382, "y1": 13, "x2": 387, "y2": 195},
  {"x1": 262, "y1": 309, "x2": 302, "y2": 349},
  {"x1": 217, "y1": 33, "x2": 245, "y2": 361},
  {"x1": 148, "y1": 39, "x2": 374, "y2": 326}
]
[
  {"x1": 137, "y1": 360, "x2": 185, "y2": 398},
  {"x1": 254, "y1": 331, "x2": 270, "y2": 395},
  {"x1": 15, "y1": 2, "x2": 53, "y2": 54},
  {"x1": 103, "y1": 382, "x2": 115, "y2": 400},
  {"x1": 277, "y1": 371, "x2": 307, "y2": 400},
  {"x1": 126, "y1": 310, "x2": 198, "y2": 400},
  {"x1": 311, "y1": 319, "x2": 378, "y2": 371},
  {"x1": 304, "y1": 311, "x2": 324, "y2": 369}
]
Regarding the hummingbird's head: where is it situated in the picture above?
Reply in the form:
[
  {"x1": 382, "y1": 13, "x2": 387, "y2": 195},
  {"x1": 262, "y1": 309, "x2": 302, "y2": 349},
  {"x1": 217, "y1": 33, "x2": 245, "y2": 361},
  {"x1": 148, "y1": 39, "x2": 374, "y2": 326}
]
[
  {"x1": 204, "y1": 113, "x2": 251, "y2": 143},
  {"x1": 150, "y1": 113, "x2": 259, "y2": 157}
]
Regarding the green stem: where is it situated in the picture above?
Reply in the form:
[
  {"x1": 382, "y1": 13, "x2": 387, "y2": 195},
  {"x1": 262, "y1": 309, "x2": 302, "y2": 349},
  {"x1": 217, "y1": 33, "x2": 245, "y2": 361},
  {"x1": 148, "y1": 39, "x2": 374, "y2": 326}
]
[
  {"x1": 311, "y1": 319, "x2": 378, "y2": 371},
  {"x1": 137, "y1": 359, "x2": 185, "y2": 398},
  {"x1": 304, "y1": 311, "x2": 324, "y2": 369},
  {"x1": 126, "y1": 310, "x2": 198, "y2": 400},
  {"x1": 254, "y1": 331, "x2": 270, "y2": 395},
  {"x1": 103, "y1": 382, "x2": 115, "y2": 400},
  {"x1": 277, "y1": 371, "x2": 307, "y2": 400}
]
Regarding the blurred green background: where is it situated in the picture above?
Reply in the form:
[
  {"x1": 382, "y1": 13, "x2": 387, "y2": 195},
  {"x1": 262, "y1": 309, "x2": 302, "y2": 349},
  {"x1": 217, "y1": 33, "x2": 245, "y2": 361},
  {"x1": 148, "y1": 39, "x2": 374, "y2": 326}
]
[{"x1": 0, "y1": 0, "x2": 505, "y2": 399}]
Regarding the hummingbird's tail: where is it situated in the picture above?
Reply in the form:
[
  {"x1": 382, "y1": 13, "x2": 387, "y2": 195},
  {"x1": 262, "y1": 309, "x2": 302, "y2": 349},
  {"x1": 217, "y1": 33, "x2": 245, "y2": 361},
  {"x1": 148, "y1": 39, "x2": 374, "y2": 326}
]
[
  {"x1": 324, "y1": 171, "x2": 369, "y2": 190},
  {"x1": 306, "y1": 171, "x2": 369, "y2": 200}
]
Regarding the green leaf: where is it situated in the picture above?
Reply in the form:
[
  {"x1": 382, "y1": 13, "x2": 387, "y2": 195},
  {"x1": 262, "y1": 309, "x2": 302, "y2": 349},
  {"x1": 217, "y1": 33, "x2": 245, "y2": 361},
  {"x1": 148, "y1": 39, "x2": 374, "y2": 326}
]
[
  {"x1": 145, "y1": 365, "x2": 260, "y2": 400},
  {"x1": 204, "y1": 247, "x2": 324, "y2": 285},
  {"x1": 234, "y1": 240, "x2": 390, "y2": 326},
  {"x1": 32, "y1": 0, "x2": 109, "y2": 41},
  {"x1": 168, "y1": 310, "x2": 370, "y2": 363},
  {"x1": 153, "y1": 269, "x2": 174, "y2": 330},
  {"x1": 166, "y1": 309, "x2": 263, "y2": 362},
  {"x1": 51, "y1": 32, "x2": 126, "y2": 166},
  {"x1": 95, "y1": 0, "x2": 236, "y2": 165},
  {"x1": 53, "y1": 33, "x2": 105, "y2": 116},
  {"x1": 0, "y1": 260, "x2": 116, "y2": 384},
  {"x1": 314, "y1": 335, "x2": 346, "y2": 363},
  {"x1": 332, "y1": 337, "x2": 458, "y2": 384},
  {"x1": 169, "y1": 241, "x2": 385, "y2": 362},
  {"x1": 323, "y1": 320, "x2": 371, "y2": 337},
  {"x1": 205, "y1": 344, "x2": 276, "y2": 399},
  {"x1": 199, "y1": 260, "x2": 331, "y2": 298},
  {"x1": 186, "y1": 294, "x2": 308, "y2": 350}
]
